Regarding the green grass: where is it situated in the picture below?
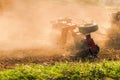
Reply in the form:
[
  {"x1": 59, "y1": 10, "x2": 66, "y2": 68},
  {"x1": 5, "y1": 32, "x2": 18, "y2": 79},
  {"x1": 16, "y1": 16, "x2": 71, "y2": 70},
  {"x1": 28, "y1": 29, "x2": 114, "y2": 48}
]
[{"x1": 0, "y1": 61, "x2": 120, "y2": 80}]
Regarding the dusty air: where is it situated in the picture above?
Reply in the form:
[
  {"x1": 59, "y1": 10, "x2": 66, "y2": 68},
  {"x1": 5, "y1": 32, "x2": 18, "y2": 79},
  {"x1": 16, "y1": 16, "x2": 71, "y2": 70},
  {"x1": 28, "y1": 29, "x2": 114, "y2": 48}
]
[{"x1": 0, "y1": 1, "x2": 120, "y2": 79}]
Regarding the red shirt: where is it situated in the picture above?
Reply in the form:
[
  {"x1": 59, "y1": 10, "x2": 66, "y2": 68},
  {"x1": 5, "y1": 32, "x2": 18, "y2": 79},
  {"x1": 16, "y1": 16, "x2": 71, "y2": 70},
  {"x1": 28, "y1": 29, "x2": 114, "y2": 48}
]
[{"x1": 86, "y1": 38, "x2": 96, "y2": 49}]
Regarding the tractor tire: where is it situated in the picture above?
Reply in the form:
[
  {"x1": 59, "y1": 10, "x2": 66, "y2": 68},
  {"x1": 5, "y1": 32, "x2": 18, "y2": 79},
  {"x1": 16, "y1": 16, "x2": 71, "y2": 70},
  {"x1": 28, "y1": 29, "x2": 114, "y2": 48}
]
[{"x1": 79, "y1": 24, "x2": 98, "y2": 34}]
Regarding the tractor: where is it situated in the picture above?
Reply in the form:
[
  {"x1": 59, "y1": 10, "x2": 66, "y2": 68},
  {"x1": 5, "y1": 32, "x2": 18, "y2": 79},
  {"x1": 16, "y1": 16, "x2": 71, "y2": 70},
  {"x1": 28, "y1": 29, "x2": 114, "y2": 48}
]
[
  {"x1": 106, "y1": 11, "x2": 120, "y2": 49},
  {"x1": 51, "y1": 18, "x2": 100, "y2": 59}
]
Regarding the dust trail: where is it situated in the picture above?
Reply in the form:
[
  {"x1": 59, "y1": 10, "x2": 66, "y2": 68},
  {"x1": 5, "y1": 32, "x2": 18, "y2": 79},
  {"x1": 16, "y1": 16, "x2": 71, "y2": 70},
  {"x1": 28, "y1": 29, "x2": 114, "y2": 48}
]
[
  {"x1": 0, "y1": 0, "x2": 117, "y2": 50},
  {"x1": 0, "y1": 0, "x2": 119, "y2": 66}
]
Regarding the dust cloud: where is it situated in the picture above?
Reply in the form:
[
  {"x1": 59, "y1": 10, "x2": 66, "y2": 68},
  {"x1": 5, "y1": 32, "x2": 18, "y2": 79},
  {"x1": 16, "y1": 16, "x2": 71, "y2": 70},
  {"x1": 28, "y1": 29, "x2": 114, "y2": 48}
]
[
  {"x1": 0, "y1": 0, "x2": 119, "y2": 68},
  {"x1": 0, "y1": 0, "x2": 115, "y2": 50}
]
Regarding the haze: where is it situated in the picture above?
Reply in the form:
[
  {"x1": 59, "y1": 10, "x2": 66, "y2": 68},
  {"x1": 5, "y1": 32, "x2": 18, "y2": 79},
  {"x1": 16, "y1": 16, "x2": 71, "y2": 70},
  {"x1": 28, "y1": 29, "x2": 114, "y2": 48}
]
[{"x1": 0, "y1": 0, "x2": 117, "y2": 50}]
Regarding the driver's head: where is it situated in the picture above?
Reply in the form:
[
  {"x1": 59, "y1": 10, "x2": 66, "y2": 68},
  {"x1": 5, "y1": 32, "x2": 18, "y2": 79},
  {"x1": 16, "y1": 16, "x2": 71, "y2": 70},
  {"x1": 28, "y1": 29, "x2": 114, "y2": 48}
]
[{"x1": 86, "y1": 34, "x2": 91, "y2": 39}]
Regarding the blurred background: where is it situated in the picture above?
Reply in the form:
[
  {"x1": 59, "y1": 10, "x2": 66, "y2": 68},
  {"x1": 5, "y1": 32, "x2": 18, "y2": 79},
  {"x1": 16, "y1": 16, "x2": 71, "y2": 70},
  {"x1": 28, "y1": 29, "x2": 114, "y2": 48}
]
[{"x1": 0, "y1": 0, "x2": 119, "y2": 50}]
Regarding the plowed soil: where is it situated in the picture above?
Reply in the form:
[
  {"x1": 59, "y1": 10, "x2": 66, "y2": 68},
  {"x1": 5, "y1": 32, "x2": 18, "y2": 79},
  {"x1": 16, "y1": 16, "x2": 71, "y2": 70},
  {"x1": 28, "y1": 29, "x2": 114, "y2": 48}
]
[{"x1": 0, "y1": 48, "x2": 120, "y2": 70}]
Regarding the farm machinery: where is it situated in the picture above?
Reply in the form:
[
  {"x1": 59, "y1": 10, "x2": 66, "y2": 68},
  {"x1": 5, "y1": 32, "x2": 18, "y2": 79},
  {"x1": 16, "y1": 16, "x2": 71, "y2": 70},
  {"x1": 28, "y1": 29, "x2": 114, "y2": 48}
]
[
  {"x1": 51, "y1": 18, "x2": 100, "y2": 59},
  {"x1": 106, "y1": 11, "x2": 120, "y2": 49}
]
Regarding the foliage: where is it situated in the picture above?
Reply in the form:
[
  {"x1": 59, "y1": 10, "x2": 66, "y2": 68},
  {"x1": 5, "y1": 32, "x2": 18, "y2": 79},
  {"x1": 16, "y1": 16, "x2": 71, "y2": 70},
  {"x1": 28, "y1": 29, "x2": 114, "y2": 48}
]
[{"x1": 0, "y1": 61, "x2": 120, "y2": 80}]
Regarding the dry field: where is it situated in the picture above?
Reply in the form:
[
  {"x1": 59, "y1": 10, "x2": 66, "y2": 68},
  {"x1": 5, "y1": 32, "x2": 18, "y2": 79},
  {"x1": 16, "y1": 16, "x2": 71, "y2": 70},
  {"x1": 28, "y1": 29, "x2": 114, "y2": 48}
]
[{"x1": 0, "y1": 47, "x2": 119, "y2": 70}]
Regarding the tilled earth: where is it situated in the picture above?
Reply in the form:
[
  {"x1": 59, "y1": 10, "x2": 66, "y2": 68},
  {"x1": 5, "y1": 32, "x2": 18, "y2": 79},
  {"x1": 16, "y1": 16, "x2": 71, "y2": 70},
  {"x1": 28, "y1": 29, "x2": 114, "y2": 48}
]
[{"x1": 0, "y1": 48, "x2": 120, "y2": 70}]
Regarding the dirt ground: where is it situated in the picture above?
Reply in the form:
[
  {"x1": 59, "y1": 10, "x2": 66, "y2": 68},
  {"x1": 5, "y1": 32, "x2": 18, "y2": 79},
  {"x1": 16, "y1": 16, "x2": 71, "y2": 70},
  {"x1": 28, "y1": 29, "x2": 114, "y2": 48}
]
[{"x1": 0, "y1": 48, "x2": 120, "y2": 70}]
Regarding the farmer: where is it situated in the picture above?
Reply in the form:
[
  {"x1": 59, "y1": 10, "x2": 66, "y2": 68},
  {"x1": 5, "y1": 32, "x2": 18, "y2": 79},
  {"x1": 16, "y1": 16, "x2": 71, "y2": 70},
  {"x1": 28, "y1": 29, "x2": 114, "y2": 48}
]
[{"x1": 85, "y1": 34, "x2": 99, "y2": 58}]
